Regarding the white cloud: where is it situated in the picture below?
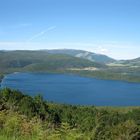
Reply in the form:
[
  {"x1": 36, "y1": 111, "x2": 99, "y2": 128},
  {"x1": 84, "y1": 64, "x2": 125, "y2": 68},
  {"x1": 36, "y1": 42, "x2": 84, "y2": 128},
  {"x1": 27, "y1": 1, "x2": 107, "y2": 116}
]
[{"x1": 96, "y1": 46, "x2": 109, "y2": 55}]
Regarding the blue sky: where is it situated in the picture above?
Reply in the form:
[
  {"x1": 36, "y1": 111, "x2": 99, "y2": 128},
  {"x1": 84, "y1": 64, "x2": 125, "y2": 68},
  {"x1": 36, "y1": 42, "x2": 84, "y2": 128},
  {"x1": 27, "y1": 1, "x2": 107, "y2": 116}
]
[{"x1": 0, "y1": 0, "x2": 140, "y2": 59}]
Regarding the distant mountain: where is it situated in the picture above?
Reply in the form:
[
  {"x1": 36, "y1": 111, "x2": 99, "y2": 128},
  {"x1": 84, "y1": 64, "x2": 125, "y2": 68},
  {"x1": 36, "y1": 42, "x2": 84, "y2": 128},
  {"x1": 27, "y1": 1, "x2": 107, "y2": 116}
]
[
  {"x1": 127, "y1": 57, "x2": 140, "y2": 66},
  {"x1": 0, "y1": 50, "x2": 106, "y2": 73},
  {"x1": 47, "y1": 49, "x2": 116, "y2": 64},
  {"x1": 115, "y1": 57, "x2": 140, "y2": 67},
  {"x1": 0, "y1": 50, "x2": 140, "y2": 82}
]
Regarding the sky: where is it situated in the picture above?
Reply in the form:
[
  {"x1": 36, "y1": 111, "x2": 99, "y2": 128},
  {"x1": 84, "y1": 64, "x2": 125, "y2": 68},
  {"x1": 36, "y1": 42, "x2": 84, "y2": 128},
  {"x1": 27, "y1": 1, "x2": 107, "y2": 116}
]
[{"x1": 0, "y1": 0, "x2": 140, "y2": 60}]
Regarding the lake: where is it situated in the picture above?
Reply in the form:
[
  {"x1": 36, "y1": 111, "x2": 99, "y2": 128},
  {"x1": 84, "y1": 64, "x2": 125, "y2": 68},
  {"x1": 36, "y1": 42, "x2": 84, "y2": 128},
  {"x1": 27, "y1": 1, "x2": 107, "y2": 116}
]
[{"x1": 1, "y1": 72, "x2": 140, "y2": 106}]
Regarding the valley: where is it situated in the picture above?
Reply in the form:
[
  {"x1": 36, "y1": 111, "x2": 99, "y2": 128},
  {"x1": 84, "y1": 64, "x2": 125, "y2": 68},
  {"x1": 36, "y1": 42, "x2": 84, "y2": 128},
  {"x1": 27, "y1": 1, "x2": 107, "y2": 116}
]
[
  {"x1": 1, "y1": 0, "x2": 140, "y2": 139},
  {"x1": 0, "y1": 49, "x2": 140, "y2": 83}
]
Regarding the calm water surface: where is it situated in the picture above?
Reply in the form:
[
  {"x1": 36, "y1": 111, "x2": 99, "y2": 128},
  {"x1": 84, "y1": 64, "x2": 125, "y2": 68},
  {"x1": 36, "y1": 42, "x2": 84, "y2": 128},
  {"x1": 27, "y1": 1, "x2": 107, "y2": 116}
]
[{"x1": 1, "y1": 72, "x2": 140, "y2": 106}]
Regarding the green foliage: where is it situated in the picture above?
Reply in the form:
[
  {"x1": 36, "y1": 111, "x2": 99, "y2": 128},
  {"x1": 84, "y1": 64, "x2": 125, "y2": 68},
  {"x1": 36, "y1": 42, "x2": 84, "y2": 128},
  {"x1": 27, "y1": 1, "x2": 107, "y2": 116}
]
[{"x1": 0, "y1": 88, "x2": 140, "y2": 140}]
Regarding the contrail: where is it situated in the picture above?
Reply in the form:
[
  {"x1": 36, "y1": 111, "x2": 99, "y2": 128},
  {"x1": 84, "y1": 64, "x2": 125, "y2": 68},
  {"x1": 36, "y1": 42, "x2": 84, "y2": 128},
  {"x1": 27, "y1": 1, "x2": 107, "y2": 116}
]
[{"x1": 27, "y1": 26, "x2": 56, "y2": 41}]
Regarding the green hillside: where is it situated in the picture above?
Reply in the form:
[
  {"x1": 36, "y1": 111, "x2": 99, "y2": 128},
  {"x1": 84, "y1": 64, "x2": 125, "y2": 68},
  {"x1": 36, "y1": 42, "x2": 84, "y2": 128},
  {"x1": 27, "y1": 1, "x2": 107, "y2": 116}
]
[
  {"x1": 0, "y1": 88, "x2": 140, "y2": 140},
  {"x1": 47, "y1": 49, "x2": 116, "y2": 64},
  {"x1": 0, "y1": 50, "x2": 140, "y2": 82},
  {"x1": 0, "y1": 51, "x2": 105, "y2": 73},
  {"x1": 116, "y1": 57, "x2": 140, "y2": 67}
]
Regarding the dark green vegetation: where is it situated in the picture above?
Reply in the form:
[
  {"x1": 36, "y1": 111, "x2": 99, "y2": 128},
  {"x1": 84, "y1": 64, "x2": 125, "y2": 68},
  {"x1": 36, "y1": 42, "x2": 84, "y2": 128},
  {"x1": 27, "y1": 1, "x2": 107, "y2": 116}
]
[
  {"x1": 1, "y1": 88, "x2": 140, "y2": 140},
  {"x1": 0, "y1": 50, "x2": 140, "y2": 82},
  {"x1": 0, "y1": 50, "x2": 139, "y2": 140},
  {"x1": 0, "y1": 50, "x2": 105, "y2": 74}
]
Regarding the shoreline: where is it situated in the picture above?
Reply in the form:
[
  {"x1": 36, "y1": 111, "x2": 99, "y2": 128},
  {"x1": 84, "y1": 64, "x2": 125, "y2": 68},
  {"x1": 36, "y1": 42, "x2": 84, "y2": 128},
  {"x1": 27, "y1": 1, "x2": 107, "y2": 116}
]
[
  {"x1": 2, "y1": 72, "x2": 140, "y2": 106},
  {"x1": 1, "y1": 72, "x2": 140, "y2": 107},
  {"x1": 2, "y1": 70, "x2": 140, "y2": 84},
  {"x1": 0, "y1": 74, "x2": 5, "y2": 87}
]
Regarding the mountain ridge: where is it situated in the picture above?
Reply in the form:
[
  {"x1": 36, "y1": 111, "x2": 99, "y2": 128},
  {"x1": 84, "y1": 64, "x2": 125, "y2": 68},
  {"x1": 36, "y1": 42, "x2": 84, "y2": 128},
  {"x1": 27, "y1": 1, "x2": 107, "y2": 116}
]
[
  {"x1": 0, "y1": 50, "x2": 106, "y2": 73},
  {"x1": 46, "y1": 49, "x2": 116, "y2": 64}
]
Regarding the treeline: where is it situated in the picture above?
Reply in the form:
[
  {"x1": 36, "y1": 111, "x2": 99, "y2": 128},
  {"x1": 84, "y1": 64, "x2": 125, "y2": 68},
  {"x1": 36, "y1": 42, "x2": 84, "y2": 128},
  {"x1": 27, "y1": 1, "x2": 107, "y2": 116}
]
[{"x1": 0, "y1": 88, "x2": 140, "y2": 139}]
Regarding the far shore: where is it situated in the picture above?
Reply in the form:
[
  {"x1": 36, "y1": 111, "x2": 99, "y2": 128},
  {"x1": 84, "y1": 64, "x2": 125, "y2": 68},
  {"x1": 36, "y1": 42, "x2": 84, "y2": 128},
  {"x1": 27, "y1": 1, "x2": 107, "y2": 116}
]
[
  {"x1": 0, "y1": 75, "x2": 4, "y2": 82},
  {"x1": 0, "y1": 74, "x2": 4, "y2": 88}
]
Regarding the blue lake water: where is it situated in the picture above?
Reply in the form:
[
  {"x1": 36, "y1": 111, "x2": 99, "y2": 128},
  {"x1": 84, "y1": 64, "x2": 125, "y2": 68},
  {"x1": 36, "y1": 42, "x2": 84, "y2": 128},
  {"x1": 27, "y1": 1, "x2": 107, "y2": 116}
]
[{"x1": 1, "y1": 72, "x2": 140, "y2": 106}]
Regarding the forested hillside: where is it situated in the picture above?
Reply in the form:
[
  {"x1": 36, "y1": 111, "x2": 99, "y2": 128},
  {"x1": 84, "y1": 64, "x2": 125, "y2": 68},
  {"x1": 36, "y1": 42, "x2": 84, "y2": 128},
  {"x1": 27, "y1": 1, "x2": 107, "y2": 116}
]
[
  {"x1": 0, "y1": 88, "x2": 140, "y2": 140},
  {"x1": 47, "y1": 49, "x2": 116, "y2": 64},
  {"x1": 0, "y1": 50, "x2": 140, "y2": 82},
  {"x1": 0, "y1": 51, "x2": 105, "y2": 73}
]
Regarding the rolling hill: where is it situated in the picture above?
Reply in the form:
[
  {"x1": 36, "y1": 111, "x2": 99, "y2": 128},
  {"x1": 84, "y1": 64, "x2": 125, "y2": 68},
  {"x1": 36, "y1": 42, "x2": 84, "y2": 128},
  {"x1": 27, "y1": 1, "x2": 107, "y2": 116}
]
[
  {"x1": 0, "y1": 50, "x2": 140, "y2": 82},
  {"x1": 46, "y1": 49, "x2": 116, "y2": 64},
  {"x1": 116, "y1": 57, "x2": 140, "y2": 67},
  {"x1": 0, "y1": 50, "x2": 105, "y2": 73}
]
